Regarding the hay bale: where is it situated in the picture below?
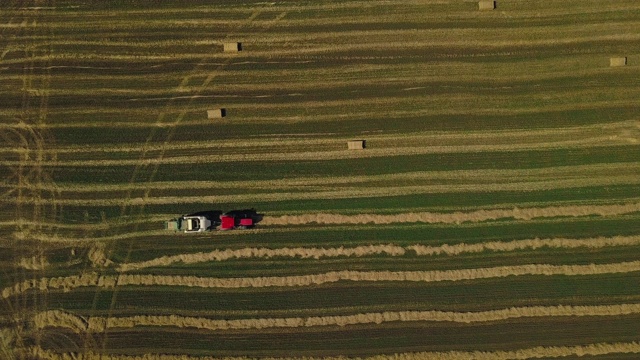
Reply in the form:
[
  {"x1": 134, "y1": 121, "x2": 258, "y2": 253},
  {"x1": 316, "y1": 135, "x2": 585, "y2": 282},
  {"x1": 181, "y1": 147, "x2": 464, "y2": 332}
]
[
  {"x1": 207, "y1": 108, "x2": 226, "y2": 119},
  {"x1": 223, "y1": 42, "x2": 242, "y2": 52},
  {"x1": 610, "y1": 57, "x2": 627, "y2": 67},
  {"x1": 478, "y1": 0, "x2": 496, "y2": 10},
  {"x1": 347, "y1": 140, "x2": 366, "y2": 150}
]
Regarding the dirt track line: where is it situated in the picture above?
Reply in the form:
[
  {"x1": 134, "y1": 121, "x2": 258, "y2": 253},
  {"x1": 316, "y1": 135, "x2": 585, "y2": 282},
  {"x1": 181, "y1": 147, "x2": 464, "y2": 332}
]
[
  {"x1": 5, "y1": 261, "x2": 640, "y2": 298},
  {"x1": 116, "y1": 235, "x2": 640, "y2": 272},
  {"x1": 25, "y1": 341, "x2": 640, "y2": 360},
  {"x1": 33, "y1": 303, "x2": 640, "y2": 332}
]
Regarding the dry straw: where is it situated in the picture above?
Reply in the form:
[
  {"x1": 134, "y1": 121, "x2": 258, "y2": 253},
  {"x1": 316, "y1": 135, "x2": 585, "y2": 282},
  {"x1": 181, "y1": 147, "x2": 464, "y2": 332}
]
[
  {"x1": 5, "y1": 261, "x2": 640, "y2": 298},
  {"x1": 478, "y1": 1, "x2": 496, "y2": 10},
  {"x1": 33, "y1": 304, "x2": 640, "y2": 333},
  {"x1": 117, "y1": 235, "x2": 640, "y2": 272},
  {"x1": 261, "y1": 202, "x2": 640, "y2": 226},
  {"x1": 24, "y1": 341, "x2": 640, "y2": 360},
  {"x1": 117, "y1": 244, "x2": 407, "y2": 272}
]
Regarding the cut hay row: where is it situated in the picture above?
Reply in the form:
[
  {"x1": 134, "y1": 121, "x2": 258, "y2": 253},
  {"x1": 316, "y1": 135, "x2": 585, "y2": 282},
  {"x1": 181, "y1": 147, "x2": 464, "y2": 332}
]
[
  {"x1": 0, "y1": 97, "x2": 636, "y2": 125},
  {"x1": 5, "y1": 261, "x2": 640, "y2": 298},
  {"x1": 118, "y1": 244, "x2": 407, "y2": 272},
  {"x1": 0, "y1": 64, "x2": 625, "y2": 99},
  {"x1": 25, "y1": 341, "x2": 640, "y2": 360},
  {"x1": 261, "y1": 202, "x2": 640, "y2": 226},
  {"x1": 9, "y1": 2, "x2": 638, "y2": 30},
  {"x1": 5, "y1": 176, "x2": 639, "y2": 208},
  {"x1": 8, "y1": 27, "x2": 640, "y2": 58},
  {"x1": 4, "y1": 161, "x2": 639, "y2": 193},
  {"x1": 0, "y1": 136, "x2": 636, "y2": 167},
  {"x1": 33, "y1": 303, "x2": 640, "y2": 333},
  {"x1": 116, "y1": 235, "x2": 640, "y2": 272},
  {"x1": 2, "y1": 120, "x2": 636, "y2": 154}
]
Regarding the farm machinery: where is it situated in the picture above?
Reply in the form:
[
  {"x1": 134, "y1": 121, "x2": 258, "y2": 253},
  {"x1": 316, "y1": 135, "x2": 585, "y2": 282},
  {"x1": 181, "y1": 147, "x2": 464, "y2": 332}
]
[{"x1": 164, "y1": 209, "x2": 258, "y2": 233}]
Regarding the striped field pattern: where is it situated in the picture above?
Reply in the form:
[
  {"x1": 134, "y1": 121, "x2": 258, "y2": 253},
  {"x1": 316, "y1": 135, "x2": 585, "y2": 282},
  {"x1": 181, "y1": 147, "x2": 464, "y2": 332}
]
[{"x1": 1, "y1": 0, "x2": 640, "y2": 359}]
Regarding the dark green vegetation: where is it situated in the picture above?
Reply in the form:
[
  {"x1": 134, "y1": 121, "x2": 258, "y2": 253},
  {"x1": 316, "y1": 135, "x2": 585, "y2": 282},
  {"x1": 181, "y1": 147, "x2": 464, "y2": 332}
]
[{"x1": 1, "y1": 0, "x2": 640, "y2": 359}]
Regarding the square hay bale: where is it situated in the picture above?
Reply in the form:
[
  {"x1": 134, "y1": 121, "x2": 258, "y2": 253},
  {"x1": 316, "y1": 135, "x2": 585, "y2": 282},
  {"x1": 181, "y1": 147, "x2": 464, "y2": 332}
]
[
  {"x1": 207, "y1": 108, "x2": 226, "y2": 119},
  {"x1": 347, "y1": 140, "x2": 366, "y2": 150},
  {"x1": 223, "y1": 42, "x2": 242, "y2": 52},
  {"x1": 478, "y1": 0, "x2": 496, "y2": 10},
  {"x1": 610, "y1": 57, "x2": 627, "y2": 67}
]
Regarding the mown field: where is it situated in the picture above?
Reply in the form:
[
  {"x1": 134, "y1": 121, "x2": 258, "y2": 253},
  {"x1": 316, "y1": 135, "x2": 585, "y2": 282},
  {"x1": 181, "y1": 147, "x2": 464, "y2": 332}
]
[{"x1": 1, "y1": 0, "x2": 640, "y2": 359}]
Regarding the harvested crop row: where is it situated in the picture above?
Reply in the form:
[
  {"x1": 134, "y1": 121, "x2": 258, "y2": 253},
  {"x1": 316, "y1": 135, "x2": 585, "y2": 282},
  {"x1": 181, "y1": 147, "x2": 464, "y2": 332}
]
[
  {"x1": 25, "y1": 341, "x2": 640, "y2": 360},
  {"x1": 6, "y1": 162, "x2": 640, "y2": 194},
  {"x1": 117, "y1": 235, "x2": 640, "y2": 272},
  {"x1": 5, "y1": 120, "x2": 632, "y2": 153},
  {"x1": 8, "y1": 176, "x2": 640, "y2": 207},
  {"x1": 262, "y1": 202, "x2": 640, "y2": 225},
  {"x1": 117, "y1": 244, "x2": 407, "y2": 272},
  {"x1": 33, "y1": 303, "x2": 640, "y2": 333},
  {"x1": 5, "y1": 261, "x2": 640, "y2": 299},
  {"x1": 2, "y1": 136, "x2": 636, "y2": 168}
]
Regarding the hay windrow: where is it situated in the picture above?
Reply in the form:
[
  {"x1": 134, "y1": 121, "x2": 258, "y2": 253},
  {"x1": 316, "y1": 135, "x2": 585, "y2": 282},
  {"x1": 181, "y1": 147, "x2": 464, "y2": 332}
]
[
  {"x1": 5, "y1": 261, "x2": 640, "y2": 298},
  {"x1": 87, "y1": 243, "x2": 114, "y2": 268},
  {"x1": 262, "y1": 202, "x2": 640, "y2": 226},
  {"x1": 2, "y1": 135, "x2": 636, "y2": 167},
  {"x1": 17, "y1": 255, "x2": 49, "y2": 270},
  {"x1": 5, "y1": 176, "x2": 640, "y2": 207},
  {"x1": 24, "y1": 341, "x2": 640, "y2": 360},
  {"x1": 32, "y1": 304, "x2": 640, "y2": 333},
  {"x1": 117, "y1": 235, "x2": 640, "y2": 272},
  {"x1": 117, "y1": 244, "x2": 407, "y2": 272}
]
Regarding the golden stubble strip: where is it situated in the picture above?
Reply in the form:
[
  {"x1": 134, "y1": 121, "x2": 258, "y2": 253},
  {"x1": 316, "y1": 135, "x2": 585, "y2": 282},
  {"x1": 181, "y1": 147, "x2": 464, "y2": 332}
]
[
  {"x1": 7, "y1": 161, "x2": 640, "y2": 193},
  {"x1": 4, "y1": 261, "x2": 640, "y2": 299},
  {"x1": 262, "y1": 202, "x2": 640, "y2": 225},
  {"x1": 1, "y1": 135, "x2": 636, "y2": 167},
  {"x1": 24, "y1": 342, "x2": 640, "y2": 360},
  {"x1": 117, "y1": 235, "x2": 640, "y2": 272},
  {"x1": 32, "y1": 303, "x2": 640, "y2": 333}
]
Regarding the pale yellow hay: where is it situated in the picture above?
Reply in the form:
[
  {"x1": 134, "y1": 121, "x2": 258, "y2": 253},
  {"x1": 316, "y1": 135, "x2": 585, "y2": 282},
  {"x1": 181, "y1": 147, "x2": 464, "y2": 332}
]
[
  {"x1": 7, "y1": 161, "x2": 637, "y2": 195},
  {"x1": 32, "y1": 304, "x2": 640, "y2": 334},
  {"x1": 9, "y1": 176, "x2": 640, "y2": 207},
  {"x1": 117, "y1": 235, "x2": 640, "y2": 272},
  {"x1": 87, "y1": 243, "x2": 114, "y2": 268},
  {"x1": 23, "y1": 341, "x2": 640, "y2": 360},
  {"x1": 478, "y1": 1, "x2": 495, "y2": 11},
  {"x1": 0, "y1": 328, "x2": 15, "y2": 360},
  {"x1": 118, "y1": 244, "x2": 406, "y2": 272},
  {"x1": 17, "y1": 255, "x2": 49, "y2": 270},
  {"x1": 5, "y1": 261, "x2": 640, "y2": 298},
  {"x1": 408, "y1": 235, "x2": 640, "y2": 256},
  {"x1": 33, "y1": 310, "x2": 87, "y2": 333},
  {"x1": 347, "y1": 140, "x2": 365, "y2": 150},
  {"x1": 223, "y1": 42, "x2": 241, "y2": 52},
  {"x1": 2, "y1": 132, "x2": 637, "y2": 167},
  {"x1": 610, "y1": 57, "x2": 627, "y2": 67},
  {"x1": 261, "y1": 202, "x2": 640, "y2": 226}
]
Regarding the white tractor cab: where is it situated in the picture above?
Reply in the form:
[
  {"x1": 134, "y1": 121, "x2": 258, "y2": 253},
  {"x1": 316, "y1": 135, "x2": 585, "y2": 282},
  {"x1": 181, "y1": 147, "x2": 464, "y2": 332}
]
[{"x1": 165, "y1": 214, "x2": 213, "y2": 233}]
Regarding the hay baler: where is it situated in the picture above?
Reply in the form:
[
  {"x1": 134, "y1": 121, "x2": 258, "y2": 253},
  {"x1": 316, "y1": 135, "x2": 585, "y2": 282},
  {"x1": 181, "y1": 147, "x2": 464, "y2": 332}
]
[{"x1": 164, "y1": 214, "x2": 213, "y2": 233}]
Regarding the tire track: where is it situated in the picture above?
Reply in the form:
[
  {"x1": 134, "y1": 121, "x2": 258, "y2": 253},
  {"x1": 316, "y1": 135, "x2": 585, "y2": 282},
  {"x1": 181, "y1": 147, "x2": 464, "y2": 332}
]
[{"x1": 97, "y1": 5, "x2": 284, "y2": 354}]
